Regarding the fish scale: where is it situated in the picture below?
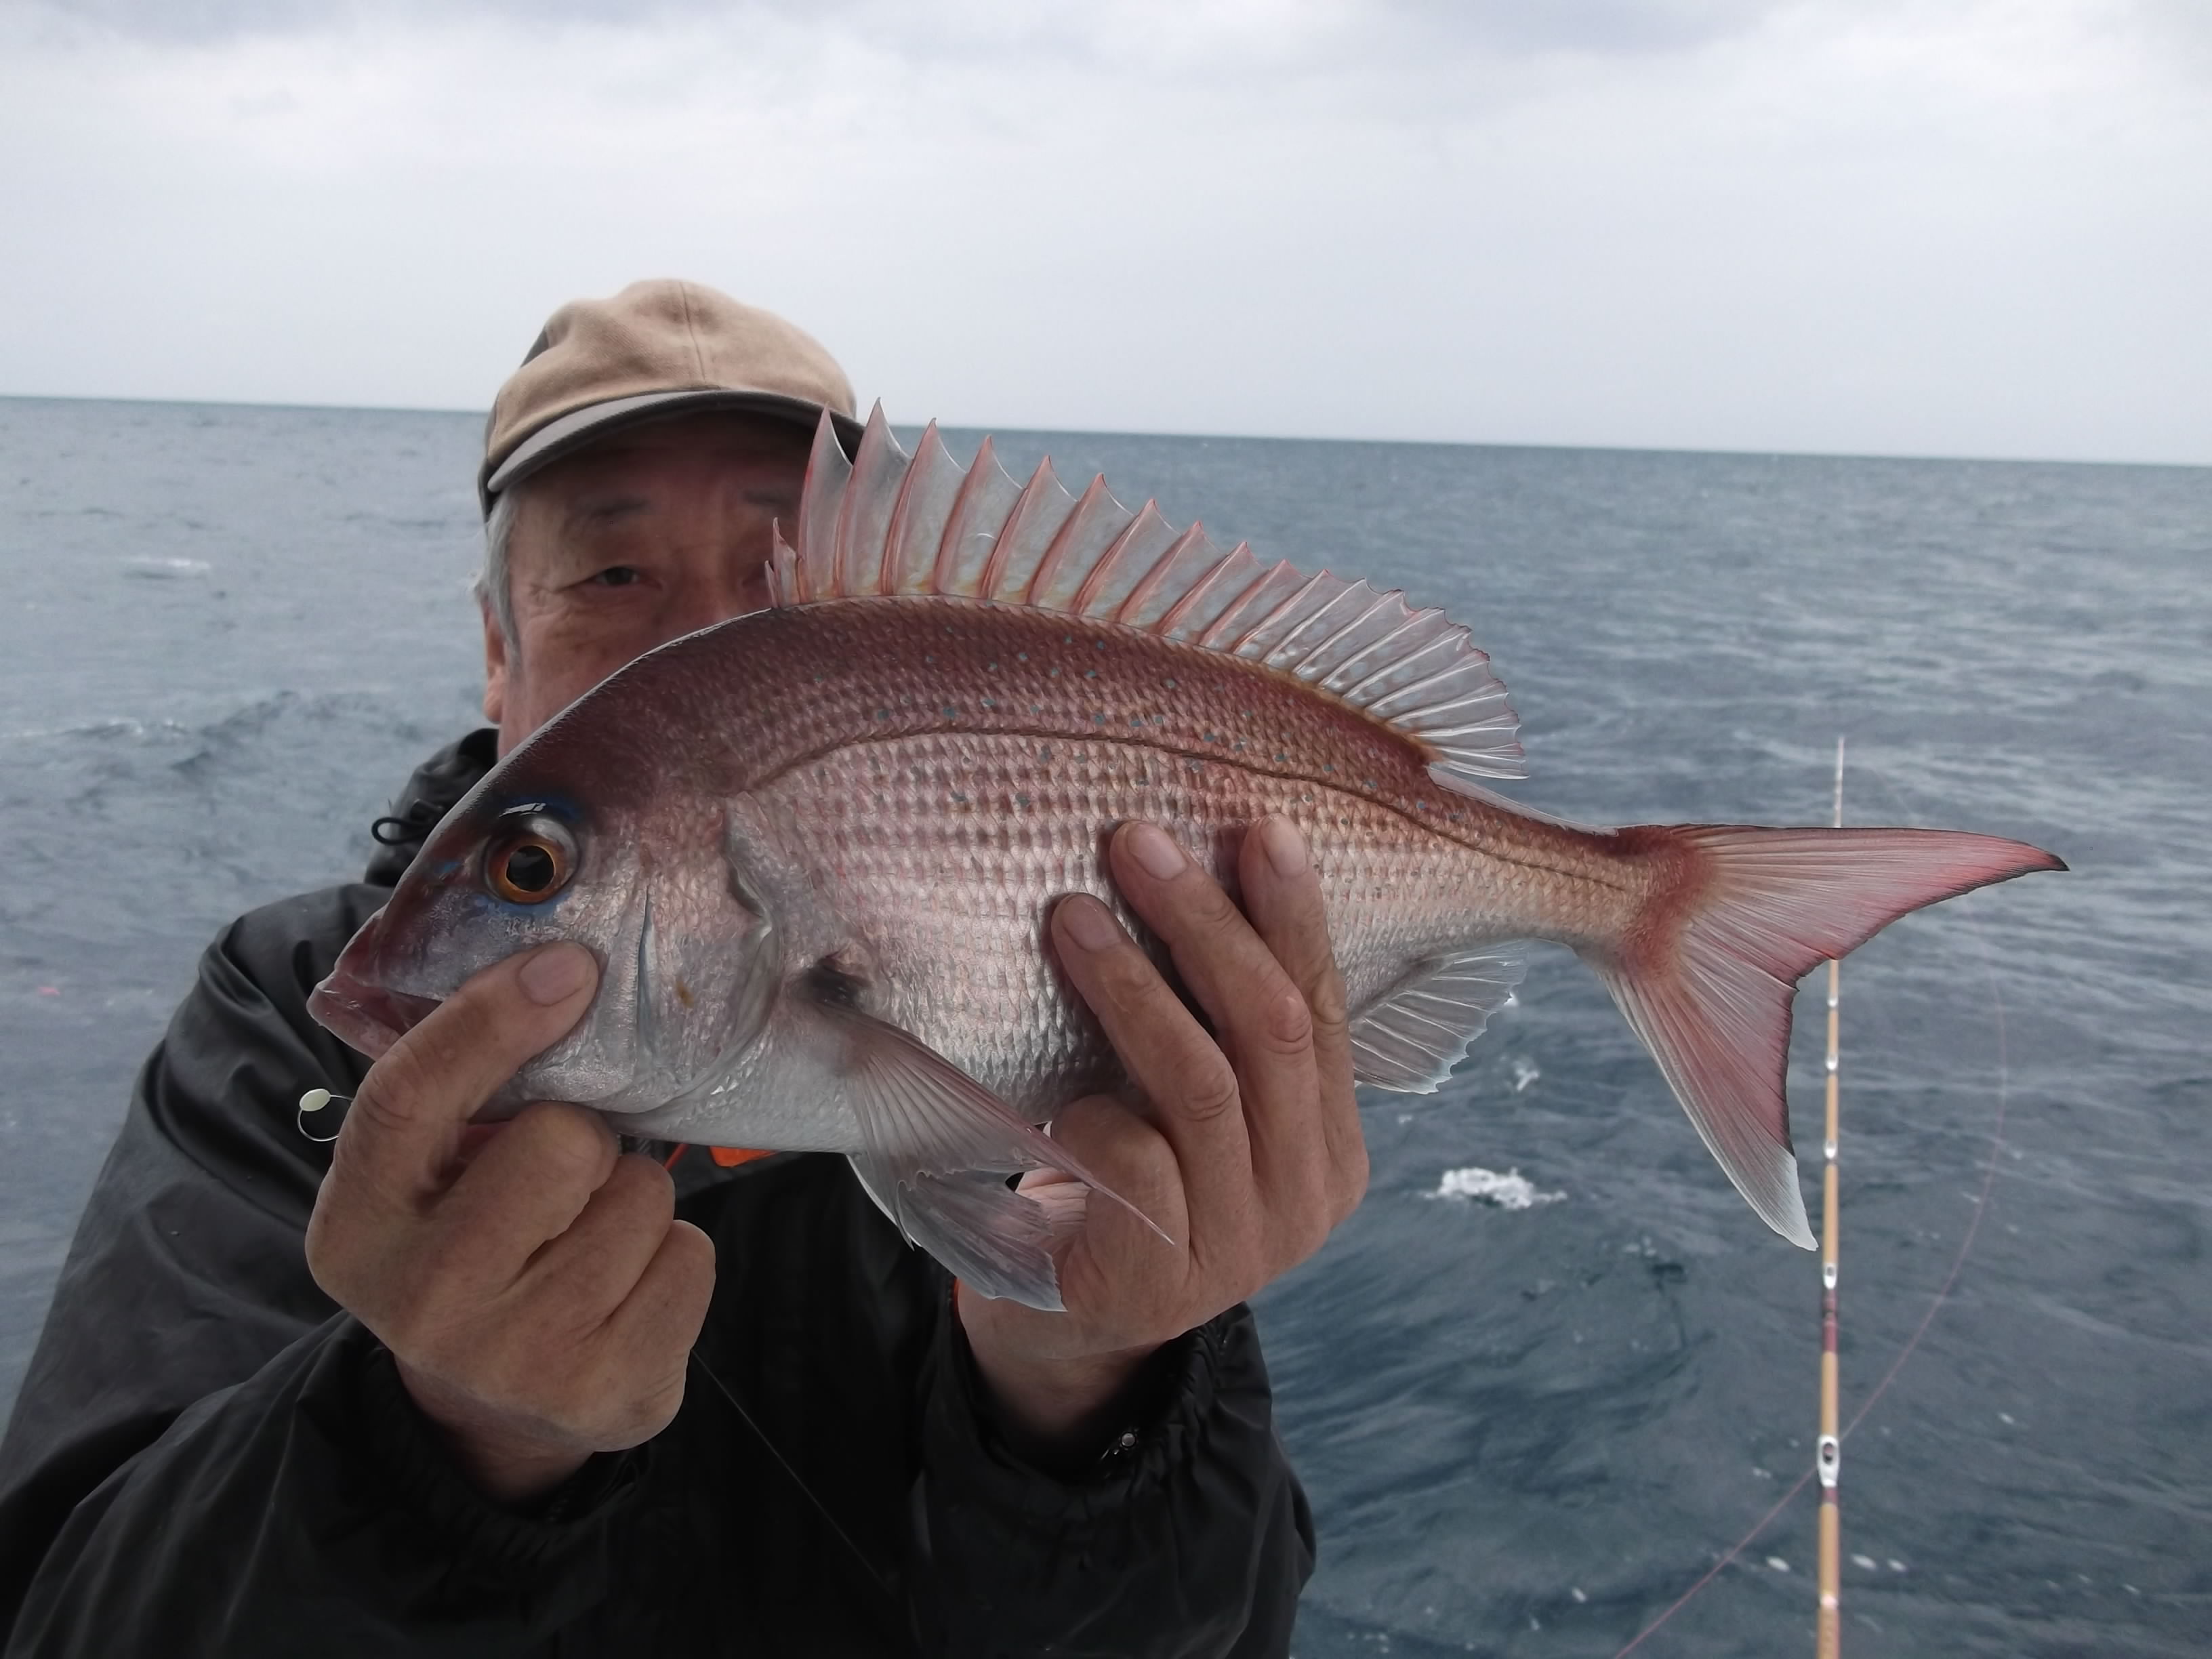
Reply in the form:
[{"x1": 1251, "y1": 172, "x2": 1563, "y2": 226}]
[
  {"x1": 312, "y1": 406, "x2": 2063, "y2": 1307},
  {"x1": 777, "y1": 720, "x2": 1523, "y2": 1118}
]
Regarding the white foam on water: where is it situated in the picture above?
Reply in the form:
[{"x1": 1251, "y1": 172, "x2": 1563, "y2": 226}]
[{"x1": 1428, "y1": 1166, "x2": 1565, "y2": 1210}]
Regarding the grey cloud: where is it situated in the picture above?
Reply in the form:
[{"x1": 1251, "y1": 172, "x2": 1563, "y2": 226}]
[
  {"x1": 27, "y1": 0, "x2": 790, "y2": 47},
  {"x1": 1384, "y1": 0, "x2": 1777, "y2": 56},
  {"x1": 33, "y1": 0, "x2": 1780, "y2": 58}
]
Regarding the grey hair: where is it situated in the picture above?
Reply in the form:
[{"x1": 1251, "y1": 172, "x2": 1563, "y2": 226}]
[{"x1": 475, "y1": 485, "x2": 522, "y2": 648}]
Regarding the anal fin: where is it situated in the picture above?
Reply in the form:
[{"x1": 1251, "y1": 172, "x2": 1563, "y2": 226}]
[
  {"x1": 821, "y1": 1002, "x2": 1161, "y2": 1310},
  {"x1": 1348, "y1": 948, "x2": 1526, "y2": 1092}
]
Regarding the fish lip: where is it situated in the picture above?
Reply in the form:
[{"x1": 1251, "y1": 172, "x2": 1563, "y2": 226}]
[{"x1": 308, "y1": 971, "x2": 443, "y2": 1061}]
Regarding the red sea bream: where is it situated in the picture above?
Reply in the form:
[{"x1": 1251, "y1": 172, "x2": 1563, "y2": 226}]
[{"x1": 310, "y1": 409, "x2": 2064, "y2": 1309}]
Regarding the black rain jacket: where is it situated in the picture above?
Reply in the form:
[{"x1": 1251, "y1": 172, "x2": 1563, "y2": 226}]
[{"x1": 0, "y1": 732, "x2": 1313, "y2": 1656}]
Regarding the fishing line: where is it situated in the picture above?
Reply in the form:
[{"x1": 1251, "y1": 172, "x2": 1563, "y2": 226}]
[
  {"x1": 1609, "y1": 756, "x2": 2015, "y2": 1658},
  {"x1": 685, "y1": 1345, "x2": 901, "y2": 1607},
  {"x1": 295, "y1": 1086, "x2": 350, "y2": 1143},
  {"x1": 1836, "y1": 762, "x2": 2011, "y2": 1443}
]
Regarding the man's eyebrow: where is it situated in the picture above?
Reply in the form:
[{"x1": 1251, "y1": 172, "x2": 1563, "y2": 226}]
[{"x1": 565, "y1": 494, "x2": 651, "y2": 526}]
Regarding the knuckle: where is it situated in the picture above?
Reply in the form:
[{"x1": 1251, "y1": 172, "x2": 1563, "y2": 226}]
[
  {"x1": 302, "y1": 1208, "x2": 352, "y2": 1300},
  {"x1": 1331, "y1": 1152, "x2": 1371, "y2": 1224},
  {"x1": 602, "y1": 1154, "x2": 677, "y2": 1222},
  {"x1": 1306, "y1": 966, "x2": 1352, "y2": 1040},
  {"x1": 1107, "y1": 1115, "x2": 1179, "y2": 1191},
  {"x1": 1092, "y1": 948, "x2": 1168, "y2": 1018},
  {"x1": 348, "y1": 1065, "x2": 428, "y2": 1145},
  {"x1": 668, "y1": 1224, "x2": 718, "y2": 1290},
  {"x1": 606, "y1": 1369, "x2": 687, "y2": 1448},
  {"x1": 1097, "y1": 935, "x2": 1162, "y2": 987},
  {"x1": 1176, "y1": 879, "x2": 1241, "y2": 933},
  {"x1": 512, "y1": 1103, "x2": 617, "y2": 1183},
  {"x1": 1257, "y1": 983, "x2": 1313, "y2": 1056},
  {"x1": 1041, "y1": 1093, "x2": 1123, "y2": 1162},
  {"x1": 1178, "y1": 1057, "x2": 1242, "y2": 1122},
  {"x1": 1294, "y1": 1204, "x2": 1334, "y2": 1261}
]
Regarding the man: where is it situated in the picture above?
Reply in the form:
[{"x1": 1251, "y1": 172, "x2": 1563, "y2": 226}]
[{"x1": 0, "y1": 281, "x2": 1366, "y2": 1655}]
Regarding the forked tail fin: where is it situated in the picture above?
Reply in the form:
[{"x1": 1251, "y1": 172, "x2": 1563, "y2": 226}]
[{"x1": 1590, "y1": 825, "x2": 2064, "y2": 1247}]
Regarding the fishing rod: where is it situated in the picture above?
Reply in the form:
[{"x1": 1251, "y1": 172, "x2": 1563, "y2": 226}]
[
  {"x1": 1817, "y1": 737, "x2": 1844, "y2": 1658},
  {"x1": 1616, "y1": 743, "x2": 2024, "y2": 1659}
]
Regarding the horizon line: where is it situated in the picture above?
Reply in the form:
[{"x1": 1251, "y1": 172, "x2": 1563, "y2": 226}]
[{"x1": 1, "y1": 390, "x2": 2202, "y2": 474}]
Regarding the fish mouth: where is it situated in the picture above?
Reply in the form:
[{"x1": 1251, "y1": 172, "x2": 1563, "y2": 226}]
[{"x1": 308, "y1": 970, "x2": 443, "y2": 1061}]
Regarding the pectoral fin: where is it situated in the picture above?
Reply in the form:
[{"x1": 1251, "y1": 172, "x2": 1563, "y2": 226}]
[{"x1": 812, "y1": 1001, "x2": 1160, "y2": 1310}]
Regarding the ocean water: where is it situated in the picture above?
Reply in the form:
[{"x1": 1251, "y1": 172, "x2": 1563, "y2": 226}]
[{"x1": 2, "y1": 396, "x2": 2206, "y2": 1655}]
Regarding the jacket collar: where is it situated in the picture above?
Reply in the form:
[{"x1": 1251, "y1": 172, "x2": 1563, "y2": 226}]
[{"x1": 364, "y1": 728, "x2": 499, "y2": 886}]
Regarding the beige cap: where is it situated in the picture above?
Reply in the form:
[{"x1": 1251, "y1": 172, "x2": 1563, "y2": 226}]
[{"x1": 478, "y1": 279, "x2": 859, "y2": 514}]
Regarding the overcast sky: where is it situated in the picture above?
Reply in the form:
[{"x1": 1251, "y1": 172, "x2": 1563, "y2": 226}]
[{"x1": 1, "y1": 0, "x2": 2205, "y2": 463}]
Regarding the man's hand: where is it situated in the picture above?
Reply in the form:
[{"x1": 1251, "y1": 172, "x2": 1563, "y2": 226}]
[
  {"x1": 956, "y1": 816, "x2": 1368, "y2": 1456},
  {"x1": 305, "y1": 943, "x2": 715, "y2": 1504}
]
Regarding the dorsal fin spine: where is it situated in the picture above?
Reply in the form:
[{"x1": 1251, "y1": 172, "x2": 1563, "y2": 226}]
[
  {"x1": 1027, "y1": 474, "x2": 1118, "y2": 606},
  {"x1": 834, "y1": 407, "x2": 897, "y2": 596},
  {"x1": 779, "y1": 414, "x2": 1523, "y2": 781},
  {"x1": 933, "y1": 434, "x2": 999, "y2": 594},
  {"x1": 1154, "y1": 540, "x2": 1253, "y2": 637},
  {"x1": 1115, "y1": 523, "x2": 1211, "y2": 626},
  {"x1": 1271, "y1": 583, "x2": 1372, "y2": 673},
  {"x1": 1236, "y1": 570, "x2": 1332, "y2": 658},
  {"x1": 983, "y1": 457, "x2": 1060, "y2": 601},
  {"x1": 769, "y1": 523, "x2": 797, "y2": 607},
  {"x1": 878, "y1": 420, "x2": 939, "y2": 595},
  {"x1": 1326, "y1": 611, "x2": 1446, "y2": 697},
  {"x1": 1196, "y1": 560, "x2": 1292, "y2": 650},
  {"x1": 794, "y1": 412, "x2": 853, "y2": 604},
  {"x1": 1361, "y1": 647, "x2": 1480, "y2": 718},
  {"x1": 1072, "y1": 499, "x2": 1159, "y2": 614},
  {"x1": 1393, "y1": 686, "x2": 1509, "y2": 733},
  {"x1": 1294, "y1": 590, "x2": 1401, "y2": 679}
]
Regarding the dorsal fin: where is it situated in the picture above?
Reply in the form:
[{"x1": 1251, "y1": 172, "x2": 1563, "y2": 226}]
[{"x1": 770, "y1": 404, "x2": 1525, "y2": 786}]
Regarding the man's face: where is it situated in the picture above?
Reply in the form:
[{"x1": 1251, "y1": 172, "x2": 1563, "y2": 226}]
[{"x1": 483, "y1": 413, "x2": 814, "y2": 754}]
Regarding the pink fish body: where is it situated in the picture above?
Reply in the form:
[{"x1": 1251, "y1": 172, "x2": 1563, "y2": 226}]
[{"x1": 312, "y1": 409, "x2": 2062, "y2": 1309}]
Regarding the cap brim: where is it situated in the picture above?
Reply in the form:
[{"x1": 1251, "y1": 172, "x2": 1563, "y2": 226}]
[{"x1": 480, "y1": 389, "x2": 862, "y2": 513}]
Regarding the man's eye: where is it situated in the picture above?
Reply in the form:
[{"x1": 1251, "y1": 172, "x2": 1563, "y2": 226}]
[{"x1": 588, "y1": 566, "x2": 643, "y2": 588}]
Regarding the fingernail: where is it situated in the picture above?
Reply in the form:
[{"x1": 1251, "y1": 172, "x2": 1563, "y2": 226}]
[
  {"x1": 1259, "y1": 816, "x2": 1308, "y2": 877},
  {"x1": 1126, "y1": 823, "x2": 1186, "y2": 880},
  {"x1": 519, "y1": 943, "x2": 594, "y2": 1004},
  {"x1": 1059, "y1": 896, "x2": 1123, "y2": 953}
]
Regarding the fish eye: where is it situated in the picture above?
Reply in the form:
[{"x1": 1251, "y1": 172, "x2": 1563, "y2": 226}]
[{"x1": 484, "y1": 816, "x2": 578, "y2": 905}]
